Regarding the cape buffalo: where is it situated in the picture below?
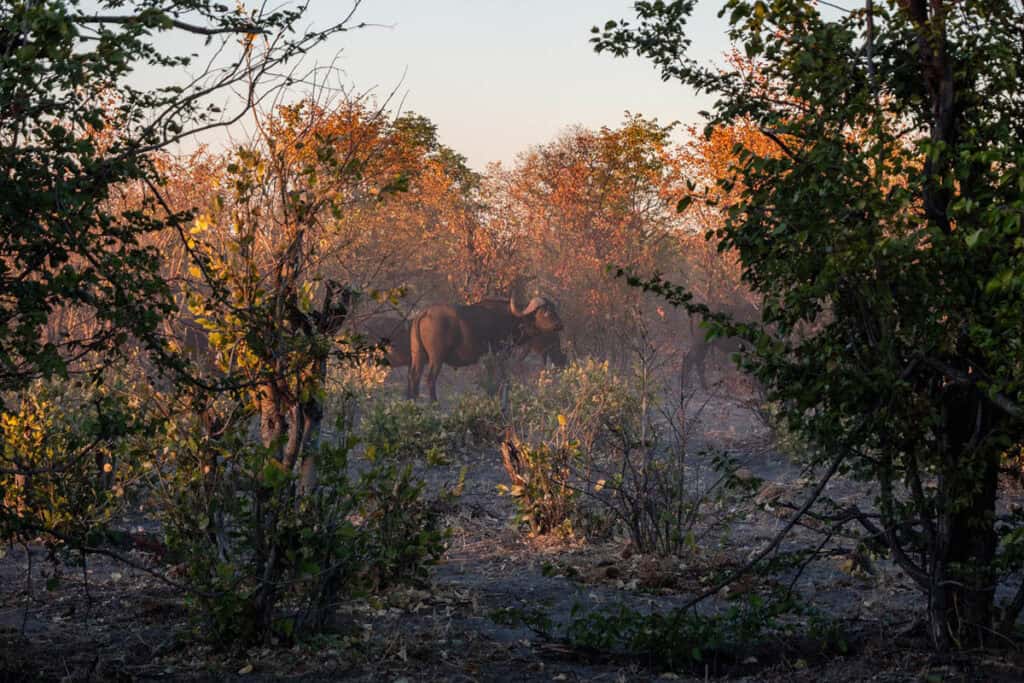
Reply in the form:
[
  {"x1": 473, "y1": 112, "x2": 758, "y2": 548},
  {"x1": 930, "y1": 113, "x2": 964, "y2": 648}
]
[
  {"x1": 472, "y1": 298, "x2": 567, "y2": 368},
  {"x1": 519, "y1": 330, "x2": 567, "y2": 368},
  {"x1": 687, "y1": 299, "x2": 759, "y2": 389},
  {"x1": 408, "y1": 296, "x2": 563, "y2": 401},
  {"x1": 353, "y1": 314, "x2": 412, "y2": 367}
]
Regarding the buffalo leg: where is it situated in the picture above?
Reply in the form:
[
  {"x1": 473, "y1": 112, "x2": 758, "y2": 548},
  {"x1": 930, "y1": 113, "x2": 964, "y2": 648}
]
[
  {"x1": 408, "y1": 359, "x2": 422, "y2": 399},
  {"x1": 407, "y1": 319, "x2": 426, "y2": 399},
  {"x1": 425, "y1": 360, "x2": 443, "y2": 402},
  {"x1": 407, "y1": 338, "x2": 424, "y2": 399}
]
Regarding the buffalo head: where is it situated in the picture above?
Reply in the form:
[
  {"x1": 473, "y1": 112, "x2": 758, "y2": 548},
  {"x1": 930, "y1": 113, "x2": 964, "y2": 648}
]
[{"x1": 509, "y1": 295, "x2": 563, "y2": 335}]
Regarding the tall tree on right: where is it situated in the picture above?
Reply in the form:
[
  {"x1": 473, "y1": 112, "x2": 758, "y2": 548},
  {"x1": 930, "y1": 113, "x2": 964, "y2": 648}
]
[{"x1": 596, "y1": 1, "x2": 1024, "y2": 649}]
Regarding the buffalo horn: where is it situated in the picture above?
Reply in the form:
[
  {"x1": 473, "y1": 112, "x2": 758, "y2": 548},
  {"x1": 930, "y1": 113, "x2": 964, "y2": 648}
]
[{"x1": 511, "y1": 295, "x2": 548, "y2": 317}]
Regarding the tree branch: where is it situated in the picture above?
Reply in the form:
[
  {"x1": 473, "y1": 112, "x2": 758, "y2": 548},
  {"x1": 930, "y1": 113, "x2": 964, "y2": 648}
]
[
  {"x1": 73, "y1": 14, "x2": 260, "y2": 37},
  {"x1": 924, "y1": 357, "x2": 1023, "y2": 420},
  {"x1": 675, "y1": 450, "x2": 847, "y2": 612}
]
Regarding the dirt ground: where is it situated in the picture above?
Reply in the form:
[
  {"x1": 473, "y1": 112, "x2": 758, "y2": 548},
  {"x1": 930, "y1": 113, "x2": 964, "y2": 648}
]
[{"x1": 2, "y1": 369, "x2": 1023, "y2": 682}]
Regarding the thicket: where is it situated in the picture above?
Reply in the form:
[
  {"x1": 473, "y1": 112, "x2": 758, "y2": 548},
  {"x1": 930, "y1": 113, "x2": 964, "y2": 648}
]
[
  {"x1": 156, "y1": 411, "x2": 447, "y2": 645},
  {"x1": 499, "y1": 344, "x2": 755, "y2": 554}
]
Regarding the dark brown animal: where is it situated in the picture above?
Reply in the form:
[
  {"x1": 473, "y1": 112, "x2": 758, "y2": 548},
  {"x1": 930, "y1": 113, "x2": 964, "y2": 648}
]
[
  {"x1": 687, "y1": 299, "x2": 760, "y2": 389},
  {"x1": 472, "y1": 298, "x2": 567, "y2": 369},
  {"x1": 408, "y1": 296, "x2": 563, "y2": 401},
  {"x1": 354, "y1": 315, "x2": 412, "y2": 367},
  {"x1": 519, "y1": 330, "x2": 568, "y2": 368}
]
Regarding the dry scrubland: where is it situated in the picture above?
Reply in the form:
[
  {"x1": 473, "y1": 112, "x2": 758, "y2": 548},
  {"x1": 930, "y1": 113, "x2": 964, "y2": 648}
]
[{"x1": 3, "y1": 0, "x2": 1024, "y2": 681}]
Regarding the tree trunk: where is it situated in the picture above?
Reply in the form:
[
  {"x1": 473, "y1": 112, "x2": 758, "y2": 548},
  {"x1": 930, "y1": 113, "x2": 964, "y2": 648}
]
[
  {"x1": 930, "y1": 391, "x2": 999, "y2": 649},
  {"x1": 259, "y1": 380, "x2": 287, "y2": 457},
  {"x1": 932, "y1": 456, "x2": 999, "y2": 648},
  {"x1": 297, "y1": 395, "x2": 324, "y2": 495}
]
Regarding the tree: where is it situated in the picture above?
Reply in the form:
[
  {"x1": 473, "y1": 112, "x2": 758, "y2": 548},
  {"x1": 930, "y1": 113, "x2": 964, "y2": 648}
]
[
  {"x1": 186, "y1": 98, "x2": 386, "y2": 494},
  {"x1": 596, "y1": 0, "x2": 1024, "y2": 648},
  {"x1": 494, "y1": 116, "x2": 687, "y2": 362},
  {"x1": 176, "y1": 96, "x2": 457, "y2": 640},
  {"x1": 329, "y1": 109, "x2": 487, "y2": 304},
  {"x1": 0, "y1": 0, "x2": 367, "y2": 597},
  {"x1": 0, "y1": 0, "x2": 365, "y2": 391}
]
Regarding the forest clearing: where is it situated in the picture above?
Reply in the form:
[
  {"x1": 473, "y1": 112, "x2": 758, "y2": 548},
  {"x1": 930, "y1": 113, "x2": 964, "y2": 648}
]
[{"x1": 2, "y1": 1, "x2": 1024, "y2": 680}]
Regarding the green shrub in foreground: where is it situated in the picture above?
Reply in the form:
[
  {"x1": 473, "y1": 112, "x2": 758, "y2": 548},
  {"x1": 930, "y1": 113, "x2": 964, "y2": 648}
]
[{"x1": 157, "y1": 417, "x2": 447, "y2": 646}]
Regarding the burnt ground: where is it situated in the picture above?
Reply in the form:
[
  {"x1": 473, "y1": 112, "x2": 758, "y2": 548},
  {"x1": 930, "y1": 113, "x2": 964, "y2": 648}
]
[{"x1": 3, "y1": 370, "x2": 1024, "y2": 682}]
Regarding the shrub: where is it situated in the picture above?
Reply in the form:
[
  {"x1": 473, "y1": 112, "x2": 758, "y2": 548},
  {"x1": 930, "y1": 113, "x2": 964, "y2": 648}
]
[
  {"x1": 358, "y1": 399, "x2": 449, "y2": 463},
  {"x1": 156, "y1": 413, "x2": 447, "y2": 646},
  {"x1": 592, "y1": 445, "x2": 757, "y2": 557},
  {"x1": 1, "y1": 376, "x2": 151, "y2": 549},
  {"x1": 359, "y1": 392, "x2": 506, "y2": 461},
  {"x1": 566, "y1": 595, "x2": 794, "y2": 672},
  {"x1": 444, "y1": 392, "x2": 504, "y2": 449},
  {"x1": 325, "y1": 354, "x2": 392, "y2": 437},
  {"x1": 498, "y1": 352, "x2": 755, "y2": 552},
  {"x1": 497, "y1": 359, "x2": 640, "y2": 539},
  {"x1": 498, "y1": 438, "x2": 578, "y2": 536},
  {"x1": 507, "y1": 358, "x2": 640, "y2": 459}
]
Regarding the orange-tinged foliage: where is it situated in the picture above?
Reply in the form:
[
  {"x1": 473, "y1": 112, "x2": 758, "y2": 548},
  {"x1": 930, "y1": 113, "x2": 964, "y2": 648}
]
[
  {"x1": 677, "y1": 120, "x2": 780, "y2": 312},
  {"x1": 137, "y1": 102, "x2": 799, "y2": 365},
  {"x1": 488, "y1": 115, "x2": 688, "y2": 360}
]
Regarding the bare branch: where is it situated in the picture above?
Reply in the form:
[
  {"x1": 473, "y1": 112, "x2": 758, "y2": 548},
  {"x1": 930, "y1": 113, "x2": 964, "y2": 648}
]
[{"x1": 675, "y1": 450, "x2": 847, "y2": 612}]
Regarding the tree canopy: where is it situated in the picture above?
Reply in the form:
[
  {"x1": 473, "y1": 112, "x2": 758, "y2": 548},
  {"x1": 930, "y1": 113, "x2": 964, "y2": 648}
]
[
  {"x1": 0, "y1": 0, "x2": 364, "y2": 390},
  {"x1": 596, "y1": 0, "x2": 1024, "y2": 648}
]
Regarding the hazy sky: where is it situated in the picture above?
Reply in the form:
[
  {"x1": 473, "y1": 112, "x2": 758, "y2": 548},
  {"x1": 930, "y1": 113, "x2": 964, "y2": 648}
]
[{"x1": 292, "y1": 1, "x2": 730, "y2": 169}]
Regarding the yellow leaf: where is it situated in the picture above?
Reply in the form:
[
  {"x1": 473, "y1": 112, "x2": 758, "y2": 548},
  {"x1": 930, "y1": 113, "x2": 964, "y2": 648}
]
[
  {"x1": 557, "y1": 414, "x2": 567, "y2": 428},
  {"x1": 191, "y1": 215, "x2": 211, "y2": 234}
]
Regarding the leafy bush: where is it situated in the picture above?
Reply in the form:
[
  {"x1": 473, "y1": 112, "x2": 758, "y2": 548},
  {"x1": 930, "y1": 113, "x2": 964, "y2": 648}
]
[
  {"x1": 497, "y1": 356, "x2": 754, "y2": 552},
  {"x1": 325, "y1": 354, "x2": 391, "y2": 435},
  {"x1": 495, "y1": 360, "x2": 646, "y2": 539},
  {"x1": 566, "y1": 595, "x2": 794, "y2": 672},
  {"x1": 156, "y1": 414, "x2": 447, "y2": 646},
  {"x1": 445, "y1": 392, "x2": 504, "y2": 448},
  {"x1": 1, "y1": 376, "x2": 151, "y2": 548},
  {"x1": 495, "y1": 359, "x2": 635, "y2": 539},
  {"x1": 358, "y1": 399, "x2": 449, "y2": 463},
  {"x1": 507, "y1": 359, "x2": 640, "y2": 457},
  {"x1": 359, "y1": 392, "x2": 506, "y2": 461},
  {"x1": 358, "y1": 448, "x2": 449, "y2": 588},
  {"x1": 498, "y1": 438, "x2": 578, "y2": 536}
]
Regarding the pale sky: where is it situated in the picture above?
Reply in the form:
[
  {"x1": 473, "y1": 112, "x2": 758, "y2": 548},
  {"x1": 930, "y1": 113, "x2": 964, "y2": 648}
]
[{"x1": 268, "y1": 1, "x2": 730, "y2": 169}]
